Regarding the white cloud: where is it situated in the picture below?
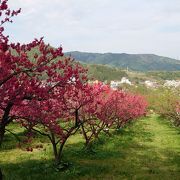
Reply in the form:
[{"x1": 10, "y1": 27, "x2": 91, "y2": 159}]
[{"x1": 4, "y1": 0, "x2": 180, "y2": 58}]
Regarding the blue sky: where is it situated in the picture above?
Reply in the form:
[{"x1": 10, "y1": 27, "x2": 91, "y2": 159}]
[{"x1": 5, "y1": 0, "x2": 180, "y2": 59}]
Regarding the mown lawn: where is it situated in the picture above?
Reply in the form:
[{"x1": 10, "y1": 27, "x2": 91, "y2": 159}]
[{"x1": 0, "y1": 114, "x2": 180, "y2": 180}]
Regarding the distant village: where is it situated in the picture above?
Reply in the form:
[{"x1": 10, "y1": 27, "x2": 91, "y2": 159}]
[{"x1": 89, "y1": 77, "x2": 180, "y2": 90}]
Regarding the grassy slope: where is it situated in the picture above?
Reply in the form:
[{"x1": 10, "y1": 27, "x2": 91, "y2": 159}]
[
  {"x1": 85, "y1": 64, "x2": 127, "y2": 82},
  {"x1": 0, "y1": 114, "x2": 180, "y2": 180}
]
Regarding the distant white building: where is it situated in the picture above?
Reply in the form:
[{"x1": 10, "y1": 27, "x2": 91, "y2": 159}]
[
  {"x1": 110, "y1": 77, "x2": 132, "y2": 89},
  {"x1": 144, "y1": 80, "x2": 158, "y2": 88},
  {"x1": 164, "y1": 80, "x2": 180, "y2": 88},
  {"x1": 120, "y1": 77, "x2": 132, "y2": 85},
  {"x1": 110, "y1": 81, "x2": 121, "y2": 89}
]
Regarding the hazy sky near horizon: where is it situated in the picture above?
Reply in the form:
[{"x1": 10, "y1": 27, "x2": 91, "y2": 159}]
[{"x1": 5, "y1": 0, "x2": 180, "y2": 59}]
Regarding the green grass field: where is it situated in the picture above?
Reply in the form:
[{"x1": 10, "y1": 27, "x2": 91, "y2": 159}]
[{"x1": 0, "y1": 114, "x2": 180, "y2": 180}]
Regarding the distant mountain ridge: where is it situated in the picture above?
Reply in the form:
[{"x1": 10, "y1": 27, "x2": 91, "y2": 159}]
[{"x1": 65, "y1": 51, "x2": 180, "y2": 71}]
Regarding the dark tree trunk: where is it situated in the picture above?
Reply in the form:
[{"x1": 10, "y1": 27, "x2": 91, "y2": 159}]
[
  {"x1": 57, "y1": 140, "x2": 66, "y2": 164},
  {"x1": 0, "y1": 125, "x2": 5, "y2": 147},
  {"x1": 0, "y1": 102, "x2": 14, "y2": 146},
  {"x1": 50, "y1": 133, "x2": 59, "y2": 165},
  {"x1": 0, "y1": 168, "x2": 3, "y2": 180},
  {"x1": 52, "y1": 142, "x2": 58, "y2": 165},
  {"x1": 53, "y1": 148, "x2": 58, "y2": 165},
  {"x1": 94, "y1": 122, "x2": 105, "y2": 139},
  {"x1": 117, "y1": 120, "x2": 125, "y2": 129},
  {"x1": 75, "y1": 109, "x2": 79, "y2": 127},
  {"x1": 81, "y1": 124, "x2": 89, "y2": 146},
  {"x1": 51, "y1": 135, "x2": 67, "y2": 166}
]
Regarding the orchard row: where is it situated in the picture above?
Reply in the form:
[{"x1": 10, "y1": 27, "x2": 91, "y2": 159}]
[{"x1": 0, "y1": 0, "x2": 147, "y2": 166}]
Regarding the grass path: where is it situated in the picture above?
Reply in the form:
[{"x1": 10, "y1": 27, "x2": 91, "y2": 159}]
[
  {"x1": 0, "y1": 114, "x2": 180, "y2": 179},
  {"x1": 120, "y1": 114, "x2": 180, "y2": 180}
]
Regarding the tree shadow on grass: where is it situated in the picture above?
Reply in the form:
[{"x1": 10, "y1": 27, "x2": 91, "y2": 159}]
[
  {"x1": 1, "y1": 130, "x2": 49, "y2": 151},
  {"x1": 1, "y1": 131, "x2": 180, "y2": 180},
  {"x1": 1, "y1": 140, "x2": 180, "y2": 180},
  {"x1": 1, "y1": 116, "x2": 180, "y2": 179}
]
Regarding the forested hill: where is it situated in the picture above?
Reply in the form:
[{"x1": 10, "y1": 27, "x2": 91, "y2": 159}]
[{"x1": 65, "y1": 51, "x2": 180, "y2": 71}]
